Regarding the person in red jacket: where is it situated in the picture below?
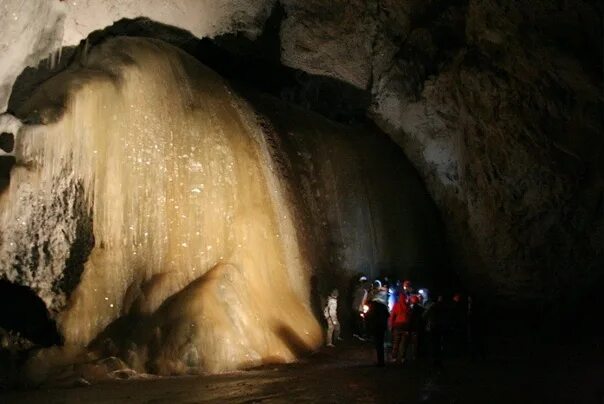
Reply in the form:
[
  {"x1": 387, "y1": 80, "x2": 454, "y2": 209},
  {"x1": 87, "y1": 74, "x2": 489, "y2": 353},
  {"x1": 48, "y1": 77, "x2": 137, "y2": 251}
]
[{"x1": 389, "y1": 292, "x2": 410, "y2": 363}]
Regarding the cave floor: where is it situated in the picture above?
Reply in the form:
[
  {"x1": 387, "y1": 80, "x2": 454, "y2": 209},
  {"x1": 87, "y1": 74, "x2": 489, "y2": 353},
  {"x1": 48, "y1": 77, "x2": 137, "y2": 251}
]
[{"x1": 1, "y1": 338, "x2": 602, "y2": 404}]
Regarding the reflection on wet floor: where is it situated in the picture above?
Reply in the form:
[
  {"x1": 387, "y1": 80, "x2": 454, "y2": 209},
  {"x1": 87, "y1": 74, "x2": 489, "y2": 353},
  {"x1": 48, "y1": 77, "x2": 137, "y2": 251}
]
[{"x1": 1, "y1": 339, "x2": 602, "y2": 403}]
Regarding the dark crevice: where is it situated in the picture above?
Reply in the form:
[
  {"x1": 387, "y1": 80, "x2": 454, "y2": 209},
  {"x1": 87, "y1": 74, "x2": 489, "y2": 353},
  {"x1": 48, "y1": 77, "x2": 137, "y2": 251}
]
[
  {"x1": 0, "y1": 156, "x2": 15, "y2": 194},
  {"x1": 52, "y1": 182, "x2": 95, "y2": 298},
  {"x1": 0, "y1": 132, "x2": 14, "y2": 153},
  {"x1": 0, "y1": 279, "x2": 62, "y2": 347},
  {"x1": 193, "y1": 2, "x2": 370, "y2": 124}
]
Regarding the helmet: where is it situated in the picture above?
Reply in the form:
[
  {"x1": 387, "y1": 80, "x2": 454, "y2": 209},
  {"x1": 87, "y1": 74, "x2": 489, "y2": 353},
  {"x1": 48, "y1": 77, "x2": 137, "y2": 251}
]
[
  {"x1": 373, "y1": 280, "x2": 382, "y2": 288},
  {"x1": 409, "y1": 295, "x2": 419, "y2": 304}
]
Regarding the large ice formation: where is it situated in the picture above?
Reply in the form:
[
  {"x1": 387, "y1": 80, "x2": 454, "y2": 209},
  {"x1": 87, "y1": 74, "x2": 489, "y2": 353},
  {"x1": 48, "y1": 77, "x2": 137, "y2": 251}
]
[
  {"x1": 1, "y1": 37, "x2": 321, "y2": 374},
  {"x1": 0, "y1": 36, "x2": 445, "y2": 379}
]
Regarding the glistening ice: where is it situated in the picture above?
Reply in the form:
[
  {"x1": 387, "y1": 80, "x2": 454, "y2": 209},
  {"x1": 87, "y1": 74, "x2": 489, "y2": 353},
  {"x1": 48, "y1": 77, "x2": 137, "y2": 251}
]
[{"x1": 0, "y1": 37, "x2": 322, "y2": 377}]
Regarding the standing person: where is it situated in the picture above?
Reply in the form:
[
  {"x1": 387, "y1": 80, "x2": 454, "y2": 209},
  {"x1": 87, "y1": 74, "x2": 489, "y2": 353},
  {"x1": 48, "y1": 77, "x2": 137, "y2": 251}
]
[
  {"x1": 408, "y1": 294, "x2": 425, "y2": 361},
  {"x1": 424, "y1": 295, "x2": 445, "y2": 367},
  {"x1": 352, "y1": 276, "x2": 369, "y2": 340},
  {"x1": 367, "y1": 284, "x2": 390, "y2": 366},
  {"x1": 389, "y1": 292, "x2": 410, "y2": 363},
  {"x1": 417, "y1": 288, "x2": 431, "y2": 358},
  {"x1": 324, "y1": 289, "x2": 341, "y2": 347}
]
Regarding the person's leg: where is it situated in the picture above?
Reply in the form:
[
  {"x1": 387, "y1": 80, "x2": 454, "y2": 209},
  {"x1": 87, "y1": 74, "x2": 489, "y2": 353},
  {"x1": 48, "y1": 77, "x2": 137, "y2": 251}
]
[
  {"x1": 417, "y1": 330, "x2": 425, "y2": 358},
  {"x1": 353, "y1": 313, "x2": 361, "y2": 337},
  {"x1": 374, "y1": 329, "x2": 385, "y2": 366},
  {"x1": 334, "y1": 321, "x2": 341, "y2": 341},
  {"x1": 432, "y1": 329, "x2": 443, "y2": 367},
  {"x1": 326, "y1": 322, "x2": 334, "y2": 346},
  {"x1": 360, "y1": 314, "x2": 367, "y2": 339},
  {"x1": 391, "y1": 327, "x2": 402, "y2": 361},
  {"x1": 400, "y1": 331, "x2": 410, "y2": 362},
  {"x1": 410, "y1": 332, "x2": 418, "y2": 360}
]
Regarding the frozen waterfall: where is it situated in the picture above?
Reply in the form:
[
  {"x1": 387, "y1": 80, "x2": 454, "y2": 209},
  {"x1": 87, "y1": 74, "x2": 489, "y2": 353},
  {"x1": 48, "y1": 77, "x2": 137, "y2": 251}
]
[
  {"x1": 0, "y1": 37, "x2": 321, "y2": 375},
  {"x1": 0, "y1": 36, "x2": 445, "y2": 381}
]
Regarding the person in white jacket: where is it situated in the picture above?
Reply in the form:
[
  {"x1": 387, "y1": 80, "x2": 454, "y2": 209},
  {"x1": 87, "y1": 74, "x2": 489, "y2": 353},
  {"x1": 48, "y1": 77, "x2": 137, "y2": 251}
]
[{"x1": 324, "y1": 289, "x2": 341, "y2": 347}]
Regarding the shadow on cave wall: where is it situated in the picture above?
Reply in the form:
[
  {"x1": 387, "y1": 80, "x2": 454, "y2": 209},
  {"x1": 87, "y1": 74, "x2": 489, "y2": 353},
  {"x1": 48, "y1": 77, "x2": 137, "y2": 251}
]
[
  {"x1": 272, "y1": 323, "x2": 315, "y2": 358},
  {"x1": 0, "y1": 279, "x2": 62, "y2": 347},
  {"x1": 0, "y1": 156, "x2": 14, "y2": 194}
]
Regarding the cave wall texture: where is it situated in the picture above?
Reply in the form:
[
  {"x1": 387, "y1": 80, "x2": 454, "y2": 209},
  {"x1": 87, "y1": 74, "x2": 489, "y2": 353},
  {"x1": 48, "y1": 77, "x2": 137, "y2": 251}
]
[
  {"x1": 0, "y1": 1, "x2": 602, "y2": 315},
  {"x1": 278, "y1": 0, "x2": 604, "y2": 311}
]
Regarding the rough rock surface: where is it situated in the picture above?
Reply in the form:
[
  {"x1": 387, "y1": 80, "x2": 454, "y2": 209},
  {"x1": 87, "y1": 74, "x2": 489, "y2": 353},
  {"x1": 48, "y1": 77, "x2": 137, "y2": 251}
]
[
  {"x1": 279, "y1": 0, "x2": 377, "y2": 89},
  {"x1": 0, "y1": 0, "x2": 602, "y2": 312},
  {"x1": 0, "y1": 171, "x2": 92, "y2": 312},
  {"x1": 279, "y1": 0, "x2": 603, "y2": 306},
  {"x1": 0, "y1": 0, "x2": 275, "y2": 111}
]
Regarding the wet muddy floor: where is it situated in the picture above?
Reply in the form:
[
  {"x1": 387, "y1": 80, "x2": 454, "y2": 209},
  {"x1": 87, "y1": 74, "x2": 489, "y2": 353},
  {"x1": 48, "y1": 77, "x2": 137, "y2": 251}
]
[{"x1": 1, "y1": 338, "x2": 602, "y2": 403}]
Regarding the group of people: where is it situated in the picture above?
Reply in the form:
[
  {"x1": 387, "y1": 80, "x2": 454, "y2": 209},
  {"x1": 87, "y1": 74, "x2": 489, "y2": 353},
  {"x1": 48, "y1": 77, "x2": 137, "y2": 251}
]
[{"x1": 324, "y1": 276, "x2": 480, "y2": 367}]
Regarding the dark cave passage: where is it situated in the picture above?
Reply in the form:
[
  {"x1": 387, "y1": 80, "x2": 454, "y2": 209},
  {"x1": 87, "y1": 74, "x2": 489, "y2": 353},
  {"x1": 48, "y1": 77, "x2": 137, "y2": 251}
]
[{"x1": 0, "y1": 279, "x2": 61, "y2": 347}]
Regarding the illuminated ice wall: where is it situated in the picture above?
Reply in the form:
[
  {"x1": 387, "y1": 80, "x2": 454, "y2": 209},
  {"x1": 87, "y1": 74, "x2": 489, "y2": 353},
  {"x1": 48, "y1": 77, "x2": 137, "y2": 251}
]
[
  {"x1": 0, "y1": 36, "x2": 446, "y2": 378},
  {"x1": 1, "y1": 37, "x2": 321, "y2": 374}
]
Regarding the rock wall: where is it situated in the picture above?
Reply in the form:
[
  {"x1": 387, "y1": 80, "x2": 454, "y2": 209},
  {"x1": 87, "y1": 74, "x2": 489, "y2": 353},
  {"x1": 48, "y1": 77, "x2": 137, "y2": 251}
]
[
  {"x1": 280, "y1": 0, "x2": 604, "y2": 306},
  {"x1": 0, "y1": 0, "x2": 276, "y2": 111},
  {"x1": 0, "y1": 0, "x2": 602, "y2": 312},
  {"x1": 246, "y1": 92, "x2": 449, "y2": 298}
]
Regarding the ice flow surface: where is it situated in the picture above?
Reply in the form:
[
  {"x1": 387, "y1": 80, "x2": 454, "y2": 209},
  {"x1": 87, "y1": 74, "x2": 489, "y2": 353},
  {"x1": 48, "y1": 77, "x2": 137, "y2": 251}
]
[{"x1": 1, "y1": 37, "x2": 321, "y2": 374}]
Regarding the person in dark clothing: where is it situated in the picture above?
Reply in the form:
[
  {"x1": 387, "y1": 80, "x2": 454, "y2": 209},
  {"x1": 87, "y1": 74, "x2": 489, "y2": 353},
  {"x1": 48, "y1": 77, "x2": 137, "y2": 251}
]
[
  {"x1": 424, "y1": 295, "x2": 445, "y2": 367},
  {"x1": 351, "y1": 276, "x2": 369, "y2": 340},
  {"x1": 367, "y1": 287, "x2": 389, "y2": 367},
  {"x1": 406, "y1": 294, "x2": 425, "y2": 361}
]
